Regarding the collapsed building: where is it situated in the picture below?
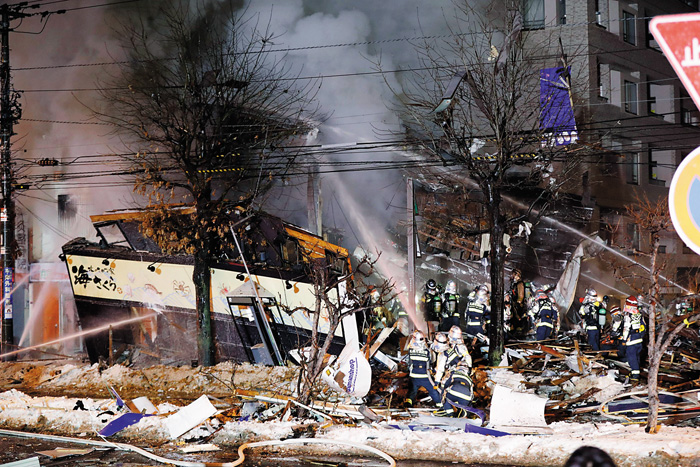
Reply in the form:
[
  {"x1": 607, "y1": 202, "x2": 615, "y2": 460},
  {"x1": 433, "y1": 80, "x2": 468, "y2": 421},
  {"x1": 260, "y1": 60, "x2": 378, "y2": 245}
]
[{"x1": 61, "y1": 207, "x2": 359, "y2": 366}]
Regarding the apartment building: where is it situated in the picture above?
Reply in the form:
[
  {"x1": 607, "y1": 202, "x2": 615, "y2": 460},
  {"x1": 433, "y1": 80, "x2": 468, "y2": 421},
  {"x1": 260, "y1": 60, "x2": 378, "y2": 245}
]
[{"x1": 525, "y1": 0, "x2": 700, "y2": 296}]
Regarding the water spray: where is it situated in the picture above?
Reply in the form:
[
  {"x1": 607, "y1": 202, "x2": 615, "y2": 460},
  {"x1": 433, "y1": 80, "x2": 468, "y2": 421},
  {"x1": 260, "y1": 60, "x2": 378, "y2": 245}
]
[{"x1": 0, "y1": 313, "x2": 157, "y2": 360}]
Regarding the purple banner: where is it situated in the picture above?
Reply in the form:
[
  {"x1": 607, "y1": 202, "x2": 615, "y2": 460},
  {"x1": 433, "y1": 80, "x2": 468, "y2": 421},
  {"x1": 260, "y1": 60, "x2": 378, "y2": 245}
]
[{"x1": 540, "y1": 67, "x2": 578, "y2": 146}]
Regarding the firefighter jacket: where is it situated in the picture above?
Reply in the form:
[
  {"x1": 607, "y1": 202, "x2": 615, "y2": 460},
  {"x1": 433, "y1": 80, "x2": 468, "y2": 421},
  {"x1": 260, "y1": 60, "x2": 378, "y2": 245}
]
[
  {"x1": 446, "y1": 343, "x2": 472, "y2": 370},
  {"x1": 423, "y1": 291, "x2": 443, "y2": 322},
  {"x1": 443, "y1": 368, "x2": 474, "y2": 403},
  {"x1": 443, "y1": 293, "x2": 460, "y2": 319},
  {"x1": 622, "y1": 311, "x2": 646, "y2": 346},
  {"x1": 532, "y1": 298, "x2": 558, "y2": 331},
  {"x1": 579, "y1": 302, "x2": 601, "y2": 331},
  {"x1": 610, "y1": 312, "x2": 624, "y2": 338},
  {"x1": 466, "y1": 301, "x2": 489, "y2": 329},
  {"x1": 408, "y1": 347, "x2": 433, "y2": 378},
  {"x1": 434, "y1": 349, "x2": 449, "y2": 384},
  {"x1": 510, "y1": 280, "x2": 526, "y2": 313}
]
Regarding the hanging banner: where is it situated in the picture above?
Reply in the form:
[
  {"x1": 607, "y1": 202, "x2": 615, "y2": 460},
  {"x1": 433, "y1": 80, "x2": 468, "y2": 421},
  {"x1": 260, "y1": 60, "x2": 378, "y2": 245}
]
[
  {"x1": 540, "y1": 67, "x2": 578, "y2": 146},
  {"x1": 3, "y1": 267, "x2": 12, "y2": 319}
]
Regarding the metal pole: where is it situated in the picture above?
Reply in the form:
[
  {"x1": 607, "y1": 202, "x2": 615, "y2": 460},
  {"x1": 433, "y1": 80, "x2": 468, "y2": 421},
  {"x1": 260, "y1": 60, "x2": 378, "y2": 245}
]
[
  {"x1": 0, "y1": 5, "x2": 14, "y2": 357},
  {"x1": 406, "y1": 178, "x2": 415, "y2": 329}
]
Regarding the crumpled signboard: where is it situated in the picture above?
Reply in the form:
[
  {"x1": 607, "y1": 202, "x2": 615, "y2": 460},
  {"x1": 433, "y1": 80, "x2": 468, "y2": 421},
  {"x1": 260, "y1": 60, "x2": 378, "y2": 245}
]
[{"x1": 321, "y1": 349, "x2": 372, "y2": 398}]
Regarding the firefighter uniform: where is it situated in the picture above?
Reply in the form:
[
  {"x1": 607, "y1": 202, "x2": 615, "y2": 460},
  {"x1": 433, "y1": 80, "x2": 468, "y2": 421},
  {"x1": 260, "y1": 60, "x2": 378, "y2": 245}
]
[
  {"x1": 579, "y1": 289, "x2": 601, "y2": 351},
  {"x1": 465, "y1": 287, "x2": 489, "y2": 337},
  {"x1": 440, "y1": 284, "x2": 461, "y2": 332},
  {"x1": 532, "y1": 294, "x2": 557, "y2": 340},
  {"x1": 622, "y1": 296, "x2": 645, "y2": 382},
  {"x1": 407, "y1": 338, "x2": 441, "y2": 406},
  {"x1": 436, "y1": 363, "x2": 474, "y2": 417}
]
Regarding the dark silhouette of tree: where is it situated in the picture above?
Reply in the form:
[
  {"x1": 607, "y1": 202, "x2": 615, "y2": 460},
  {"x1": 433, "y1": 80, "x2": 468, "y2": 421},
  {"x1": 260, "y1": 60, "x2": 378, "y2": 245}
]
[{"x1": 96, "y1": 1, "x2": 319, "y2": 365}]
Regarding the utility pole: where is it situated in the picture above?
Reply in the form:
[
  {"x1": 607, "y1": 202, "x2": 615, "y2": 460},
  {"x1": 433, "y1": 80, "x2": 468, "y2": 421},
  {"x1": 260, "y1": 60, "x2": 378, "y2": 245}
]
[
  {"x1": 0, "y1": 4, "x2": 17, "y2": 358},
  {"x1": 0, "y1": 3, "x2": 62, "y2": 357}
]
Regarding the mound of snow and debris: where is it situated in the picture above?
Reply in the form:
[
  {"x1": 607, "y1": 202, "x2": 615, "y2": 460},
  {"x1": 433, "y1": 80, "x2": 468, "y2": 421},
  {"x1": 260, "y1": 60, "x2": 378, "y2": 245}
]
[{"x1": 0, "y1": 359, "x2": 699, "y2": 467}]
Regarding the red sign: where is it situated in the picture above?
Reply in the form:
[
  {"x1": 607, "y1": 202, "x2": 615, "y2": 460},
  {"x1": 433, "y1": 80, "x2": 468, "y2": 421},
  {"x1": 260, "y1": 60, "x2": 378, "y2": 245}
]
[{"x1": 651, "y1": 13, "x2": 700, "y2": 111}]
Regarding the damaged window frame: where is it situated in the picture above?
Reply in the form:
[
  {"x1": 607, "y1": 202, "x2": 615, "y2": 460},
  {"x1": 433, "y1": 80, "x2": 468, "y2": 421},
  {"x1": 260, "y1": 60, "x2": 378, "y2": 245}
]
[{"x1": 94, "y1": 221, "x2": 134, "y2": 249}]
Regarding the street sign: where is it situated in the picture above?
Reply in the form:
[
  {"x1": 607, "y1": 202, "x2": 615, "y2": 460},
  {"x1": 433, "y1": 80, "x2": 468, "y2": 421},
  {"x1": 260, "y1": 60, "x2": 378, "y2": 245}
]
[
  {"x1": 669, "y1": 146, "x2": 700, "y2": 256},
  {"x1": 651, "y1": 15, "x2": 700, "y2": 255},
  {"x1": 651, "y1": 13, "x2": 700, "y2": 111}
]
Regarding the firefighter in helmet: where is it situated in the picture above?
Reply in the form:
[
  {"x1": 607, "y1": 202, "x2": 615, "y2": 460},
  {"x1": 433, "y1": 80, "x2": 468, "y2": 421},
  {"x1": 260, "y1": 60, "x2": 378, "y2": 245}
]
[
  {"x1": 434, "y1": 358, "x2": 474, "y2": 417},
  {"x1": 621, "y1": 295, "x2": 646, "y2": 383},
  {"x1": 509, "y1": 269, "x2": 527, "y2": 337},
  {"x1": 530, "y1": 289, "x2": 558, "y2": 340},
  {"x1": 579, "y1": 288, "x2": 602, "y2": 350},
  {"x1": 465, "y1": 285, "x2": 489, "y2": 338},
  {"x1": 422, "y1": 279, "x2": 443, "y2": 336},
  {"x1": 431, "y1": 332, "x2": 451, "y2": 386},
  {"x1": 405, "y1": 330, "x2": 441, "y2": 407},
  {"x1": 440, "y1": 280, "x2": 461, "y2": 332}
]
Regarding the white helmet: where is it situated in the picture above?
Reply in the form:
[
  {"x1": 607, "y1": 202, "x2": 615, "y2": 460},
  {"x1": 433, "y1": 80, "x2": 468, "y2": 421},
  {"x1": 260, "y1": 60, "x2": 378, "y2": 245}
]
[
  {"x1": 371, "y1": 289, "x2": 380, "y2": 301},
  {"x1": 431, "y1": 332, "x2": 449, "y2": 352},
  {"x1": 584, "y1": 288, "x2": 597, "y2": 303},
  {"x1": 409, "y1": 330, "x2": 426, "y2": 349},
  {"x1": 448, "y1": 325, "x2": 463, "y2": 343},
  {"x1": 445, "y1": 280, "x2": 457, "y2": 295}
]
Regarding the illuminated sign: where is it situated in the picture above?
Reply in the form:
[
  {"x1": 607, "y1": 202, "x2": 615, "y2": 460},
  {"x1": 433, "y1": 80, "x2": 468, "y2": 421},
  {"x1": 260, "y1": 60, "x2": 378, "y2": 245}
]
[{"x1": 669, "y1": 147, "x2": 700, "y2": 255}]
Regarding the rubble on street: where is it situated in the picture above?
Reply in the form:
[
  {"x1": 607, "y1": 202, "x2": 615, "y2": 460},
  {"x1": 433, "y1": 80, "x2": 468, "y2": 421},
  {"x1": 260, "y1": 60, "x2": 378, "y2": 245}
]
[{"x1": 3, "y1": 324, "x2": 700, "y2": 467}]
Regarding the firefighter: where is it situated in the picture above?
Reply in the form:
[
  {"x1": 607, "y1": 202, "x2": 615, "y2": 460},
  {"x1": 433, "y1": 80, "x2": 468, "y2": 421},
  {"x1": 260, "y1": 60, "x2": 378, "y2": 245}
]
[
  {"x1": 465, "y1": 285, "x2": 489, "y2": 338},
  {"x1": 599, "y1": 295, "x2": 609, "y2": 329},
  {"x1": 530, "y1": 289, "x2": 558, "y2": 341},
  {"x1": 434, "y1": 359, "x2": 474, "y2": 417},
  {"x1": 509, "y1": 269, "x2": 528, "y2": 337},
  {"x1": 601, "y1": 304, "x2": 623, "y2": 352},
  {"x1": 579, "y1": 288, "x2": 602, "y2": 350},
  {"x1": 431, "y1": 332, "x2": 450, "y2": 386},
  {"x1": 422, "y1": 279, "x2": 443, "y2": 336},
  {"x1": 621, "y1": 295, "x2": 646, "y2": 383},
  {"x1": 440, "y1": 280, "x2": 461, "y2": 332},
  {"x1": 446, "y1": 325, "x2": 472, "y2": 371},
  {"x1": 405, "y1": 330, "x2": 441, "y2": 407},
  {"x1": 369, "y1": 289, "x2": 393, "y2": 332}
]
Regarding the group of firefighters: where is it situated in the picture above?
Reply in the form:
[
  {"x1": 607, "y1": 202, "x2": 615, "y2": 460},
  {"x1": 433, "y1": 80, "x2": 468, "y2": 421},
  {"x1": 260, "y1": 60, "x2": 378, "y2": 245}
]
[{"x1": 405, "y1": 271, "x2": 652, "y2": 415}]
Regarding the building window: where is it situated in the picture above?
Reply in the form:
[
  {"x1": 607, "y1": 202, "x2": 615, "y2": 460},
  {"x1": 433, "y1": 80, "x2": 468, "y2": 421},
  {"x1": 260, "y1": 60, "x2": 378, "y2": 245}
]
[
  {"x1": 559, "y1": 0, "x2": 566, "y2": 25},
  {"x1": 645, "y1": 18, "x2": 661, "y2": 51},
  {"x1": 624, "y1": 80, "x2": 638, "y2": 114},
  {"x1": 523, "y1": 0, "x2": 545, "y2": 30},
  {"x1": 628, "y1": 153, "x2": 639, "y2": 185},
  {"x1": 682, "y1": 107, "x2": 692, "y2": 125},
  {"x1": 658, "y1": 245, "x2": 667, "y2": 254},
  {"x1": 622, "y1": 11, "x2": 636, "y2": 45}
]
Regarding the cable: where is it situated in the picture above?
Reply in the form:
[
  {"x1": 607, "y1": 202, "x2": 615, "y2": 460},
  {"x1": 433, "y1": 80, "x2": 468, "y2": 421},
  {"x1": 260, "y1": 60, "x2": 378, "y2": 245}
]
[{"x1": 10, "y1": 12, "x2": 682, "y2": 71}]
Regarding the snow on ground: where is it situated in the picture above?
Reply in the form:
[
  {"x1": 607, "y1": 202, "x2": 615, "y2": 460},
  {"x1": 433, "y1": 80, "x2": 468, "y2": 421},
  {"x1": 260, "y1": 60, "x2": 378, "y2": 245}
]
[{"x1": 0, "y1": 361, "x2": 699, "y2": 466}]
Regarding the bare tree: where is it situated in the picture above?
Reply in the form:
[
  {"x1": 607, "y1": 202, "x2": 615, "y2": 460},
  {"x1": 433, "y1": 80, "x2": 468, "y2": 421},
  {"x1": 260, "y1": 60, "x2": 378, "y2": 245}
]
[
  {"x1": 388, "y1": 0, "x2": 584, "y2": 364},
  {"x1": 95, "y1": 2, "x2": 319, "y2": 365},
  {"x1": 612, "y1": 194, "x2": 700, "y2": 433},
  {"x1": 288, "y1": 255, "x2": 393, "y2": 406}
]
